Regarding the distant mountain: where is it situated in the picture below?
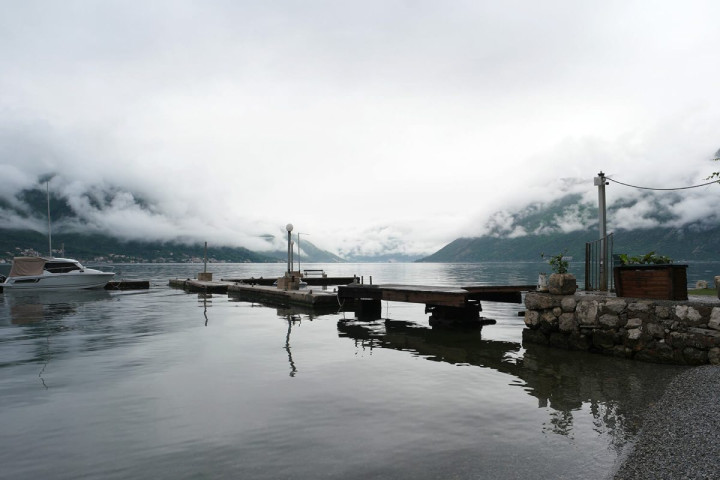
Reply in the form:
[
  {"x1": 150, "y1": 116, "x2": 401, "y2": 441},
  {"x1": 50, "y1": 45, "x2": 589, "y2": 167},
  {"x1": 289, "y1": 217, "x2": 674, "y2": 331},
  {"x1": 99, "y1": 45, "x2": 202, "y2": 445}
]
[
  {"x1": 420, "y1": 225, "x2": 720, "y2": 263},
  {"x1": 0, "y1": 228, "x2": 281, "y2": 263},
  {"x1": 0, "y1": 185, "x2": 343, "y2": 263},
  {"x1": 420, "y1": 192, "x2": 720, "y2": 263},
  {"x1": 265, "y1": 238, "x2": 346, "y2": 264}
]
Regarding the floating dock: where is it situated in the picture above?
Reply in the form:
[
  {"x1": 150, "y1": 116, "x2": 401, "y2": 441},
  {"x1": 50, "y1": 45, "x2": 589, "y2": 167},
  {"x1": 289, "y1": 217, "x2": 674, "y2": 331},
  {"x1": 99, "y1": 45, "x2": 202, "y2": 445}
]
[
  {"x1": 227, "y1": 283, "x2": 339, "y2": 308},
  {"x1": 169, "y1": 278, "x2": 343, "y2": 309},
  {"x1": 337, "y1": 283, "x2": 536, "y2": 325},
  {"x1": 105, "y1": 280, "x2": 150, "y2": 290},
  {"x1": 168, "y1": 278, "x2": 233, "y2": 293},
  {"x1": 169, "y1": 276, "x2": 536, "y2": 325},
  {"x1": 221, "y1": 276, "x2": 357, "y2": 287},
  {"x1": 337, "y1": 284, "x2": 536, "y2": 306}
]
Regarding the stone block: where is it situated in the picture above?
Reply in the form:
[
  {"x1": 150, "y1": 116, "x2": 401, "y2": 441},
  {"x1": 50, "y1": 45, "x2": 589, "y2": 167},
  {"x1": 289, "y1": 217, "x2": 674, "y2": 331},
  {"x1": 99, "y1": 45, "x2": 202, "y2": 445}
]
[
  {"x1": 655, "y1": 305, "x2": 672, "y2": 319},
  {"x1": 599, "y1": 314, "x2": 620, "y2": 329},
  {"x1": 524, "y1": 310, "x2": 540, "y2": 327},
  {"x1": 602, "y1": 298, "x2": 627, "y2": 314},
  {"x1": 626, "y1": 318, "x2": 642, "y2": 329},
  {"x1": 709, "y1": 307, "x2": 720, "y2": 331},
  {"x1": 548, "y1": 273, "x2": 577, "y2": 295},
  {"x1": 709, "y1": 347, "x2": 720, "y2": 365},
  {"x1": 674, "y1": 305, "x2": 703, "y2": 325},
  {"x1": 645, "y1": 322, "x2": 666, "y2": 339},
  {"x1": 525, "y1": 292, "x2": 563, "y2": 310},
  {"x1": 628, "y1": 301, "x2": 652, "y2": 313},
  {"x1": 576, "y1": 299, "x2": 599, "y2": 326},
  {"x1": 561, "y1": 296, "x2": 577, "y2": 313},
  {"x1": 626, "y1": 328, "x2": 642, "y2": 341},
  {"x1": 559, "y1": 313, "x2": 576, "y2": 332},
  {"x1": 540, "y1": 310, "x2": 558, "y2": 326}
]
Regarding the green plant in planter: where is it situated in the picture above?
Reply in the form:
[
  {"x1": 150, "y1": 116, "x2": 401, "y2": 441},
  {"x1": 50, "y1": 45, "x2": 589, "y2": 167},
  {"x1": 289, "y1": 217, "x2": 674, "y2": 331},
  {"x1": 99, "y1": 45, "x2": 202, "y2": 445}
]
[
  {"x1": 541, "y1": 250, "x2": 569, "y2": 274},
  {"x1": 541, "y1": 250, "x2": 576, "y2": 295},
  {"x1": 618, "y1": 251, "x2": 672, "y2": 265}
]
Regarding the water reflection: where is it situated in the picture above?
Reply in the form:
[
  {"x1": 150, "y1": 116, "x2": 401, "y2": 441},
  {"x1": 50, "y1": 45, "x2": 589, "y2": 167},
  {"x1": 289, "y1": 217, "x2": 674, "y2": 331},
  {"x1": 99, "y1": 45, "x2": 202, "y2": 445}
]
[
  {"x1": 2, "y1": 290, "x2": 111, "y2": 325},
  {"x1": 0, "y1": 289, "x2": 165, "y2": 381},
  {"x1": 1, "y1": 290, "x2": 113, "y2": 389},
  {"x1": 198, "y1": 293, "x2": 212, "y2": 326},
  {"x1": 337, "y1": 318, "x2": 683, "y2": 450},
  {"x1": 284, "y1": 315, "x2": 301, "y2": 377}
]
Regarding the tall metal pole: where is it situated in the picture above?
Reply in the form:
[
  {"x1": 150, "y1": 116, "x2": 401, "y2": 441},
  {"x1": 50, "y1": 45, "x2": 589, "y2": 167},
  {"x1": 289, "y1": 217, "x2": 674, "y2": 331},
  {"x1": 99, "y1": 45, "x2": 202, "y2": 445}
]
[
  {"x1": 286, "y1": 224, "x2": 293, "y2": 273},
  {"x1": 203, "y1": 241, "x2": 208, "y2": 273},
  {"x1": 595, "y1": 171, "x2": 608, "y2": 291},
  {"x1": 46, "y1": 181, "x2": 53, "y2": 257}
]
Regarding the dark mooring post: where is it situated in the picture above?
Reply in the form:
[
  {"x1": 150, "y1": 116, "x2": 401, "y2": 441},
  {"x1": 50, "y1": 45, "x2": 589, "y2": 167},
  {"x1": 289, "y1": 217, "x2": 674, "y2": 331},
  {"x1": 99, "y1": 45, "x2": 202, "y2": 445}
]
[{"x1": 594, "y1": 171, "x2": 608, "y2": 291}]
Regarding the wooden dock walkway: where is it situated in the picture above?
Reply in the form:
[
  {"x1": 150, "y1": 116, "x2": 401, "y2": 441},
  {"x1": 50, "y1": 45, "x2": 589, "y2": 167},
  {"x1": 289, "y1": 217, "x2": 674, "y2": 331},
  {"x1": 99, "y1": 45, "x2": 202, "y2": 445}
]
[
  {"x1": 337, "y1": 283, "x2": 536, "y2": 325},
  {"x1": 337, "y1": 284, "x2": 536, "y2": 306},
  {"x1": 169, "y1": 277, "x2": 536, "y2": 325},
  {"x1": 221, "y1": 276, "x2": 357, "y2": 287},
  {"x1": 168, "y1": 278, "x2": 341, "y2": 309}
]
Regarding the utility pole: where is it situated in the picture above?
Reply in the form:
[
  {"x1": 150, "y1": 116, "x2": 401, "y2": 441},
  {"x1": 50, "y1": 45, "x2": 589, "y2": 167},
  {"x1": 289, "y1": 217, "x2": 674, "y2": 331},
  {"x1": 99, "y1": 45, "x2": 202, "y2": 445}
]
[{"x1": 594, "y1": 172, "x2": 608, "y2": 290}]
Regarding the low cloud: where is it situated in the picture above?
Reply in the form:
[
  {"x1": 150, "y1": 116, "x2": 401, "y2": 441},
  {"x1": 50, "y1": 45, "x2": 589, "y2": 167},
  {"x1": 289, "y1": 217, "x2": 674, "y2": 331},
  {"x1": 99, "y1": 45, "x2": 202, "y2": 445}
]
[{"x1": 2, "y1": 2, "x2": 720, "y2": 257}]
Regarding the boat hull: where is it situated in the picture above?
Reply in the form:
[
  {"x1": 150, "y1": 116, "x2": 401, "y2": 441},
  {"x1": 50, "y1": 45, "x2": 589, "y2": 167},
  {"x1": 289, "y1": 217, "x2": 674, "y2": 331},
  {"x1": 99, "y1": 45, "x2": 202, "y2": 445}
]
[{"x1": 2, "y1": 272, "x2": 115, "y2": 291}]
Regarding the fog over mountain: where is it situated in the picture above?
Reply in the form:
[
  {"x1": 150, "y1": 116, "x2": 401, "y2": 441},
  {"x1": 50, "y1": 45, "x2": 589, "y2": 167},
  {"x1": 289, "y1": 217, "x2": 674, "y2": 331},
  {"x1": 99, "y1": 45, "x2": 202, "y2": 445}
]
[
  {"x1": 2, "y1": 175, "x2": 718, "y2": 262},
  {"x1": 2, "y1": 1, "x2": 720, "y2": 258}
]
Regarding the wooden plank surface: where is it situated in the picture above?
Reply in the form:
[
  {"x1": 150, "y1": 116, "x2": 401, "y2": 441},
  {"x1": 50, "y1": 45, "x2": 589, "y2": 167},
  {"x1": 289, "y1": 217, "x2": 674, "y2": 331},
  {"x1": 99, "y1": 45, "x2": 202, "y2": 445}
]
[{"x1": 337, "y1": 284, "x2": 471, "y2": 308}]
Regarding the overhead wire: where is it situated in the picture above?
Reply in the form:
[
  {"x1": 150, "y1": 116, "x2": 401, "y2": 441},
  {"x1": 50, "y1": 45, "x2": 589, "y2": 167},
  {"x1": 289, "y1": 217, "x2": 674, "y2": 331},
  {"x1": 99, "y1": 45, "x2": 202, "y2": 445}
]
[{"x1": 606, "y1": 177, "x2": 719, "y2": 191}]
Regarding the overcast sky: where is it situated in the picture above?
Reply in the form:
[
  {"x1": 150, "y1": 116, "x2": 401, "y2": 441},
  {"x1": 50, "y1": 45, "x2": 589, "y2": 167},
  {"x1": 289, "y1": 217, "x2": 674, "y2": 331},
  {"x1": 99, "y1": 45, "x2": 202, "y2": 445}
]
[{"x1": 1, "y1": 0, "x2": 719, "y2": 257}]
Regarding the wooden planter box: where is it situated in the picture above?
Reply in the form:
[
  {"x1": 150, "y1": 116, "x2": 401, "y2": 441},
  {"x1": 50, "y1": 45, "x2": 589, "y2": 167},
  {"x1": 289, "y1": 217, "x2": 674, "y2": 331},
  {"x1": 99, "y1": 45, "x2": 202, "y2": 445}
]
[{"x1": 613, "y1": 264, "x2": 688, "y2": 300}]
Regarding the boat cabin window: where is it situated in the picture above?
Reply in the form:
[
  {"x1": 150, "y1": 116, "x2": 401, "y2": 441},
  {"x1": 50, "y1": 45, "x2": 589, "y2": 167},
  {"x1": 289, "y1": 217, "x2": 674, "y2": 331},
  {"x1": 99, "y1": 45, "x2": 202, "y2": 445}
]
[{"x1": 44, "y1": 261, "x2": 82, "y2": 273}]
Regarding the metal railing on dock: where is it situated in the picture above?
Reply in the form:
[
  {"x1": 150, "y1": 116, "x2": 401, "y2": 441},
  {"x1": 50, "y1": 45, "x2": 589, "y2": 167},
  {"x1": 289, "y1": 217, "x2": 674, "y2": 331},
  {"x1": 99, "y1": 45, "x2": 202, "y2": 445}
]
[{"x1": 585, "y1": 233, "x2": 614, "y2": 292}]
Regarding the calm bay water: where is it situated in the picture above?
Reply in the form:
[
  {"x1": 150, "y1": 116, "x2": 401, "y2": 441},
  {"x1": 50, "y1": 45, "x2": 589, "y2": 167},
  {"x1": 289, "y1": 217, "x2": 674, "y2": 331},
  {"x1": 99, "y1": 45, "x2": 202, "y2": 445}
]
[{"x1": 2, "y1": 261, "x2": 711, "y2": 479}]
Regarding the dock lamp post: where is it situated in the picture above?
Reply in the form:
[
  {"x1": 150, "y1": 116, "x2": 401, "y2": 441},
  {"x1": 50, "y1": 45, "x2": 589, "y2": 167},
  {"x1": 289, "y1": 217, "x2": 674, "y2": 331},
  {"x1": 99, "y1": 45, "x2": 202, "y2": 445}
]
[{"x1": 286, "y1": 223, "x2": 294, "y2": 273}]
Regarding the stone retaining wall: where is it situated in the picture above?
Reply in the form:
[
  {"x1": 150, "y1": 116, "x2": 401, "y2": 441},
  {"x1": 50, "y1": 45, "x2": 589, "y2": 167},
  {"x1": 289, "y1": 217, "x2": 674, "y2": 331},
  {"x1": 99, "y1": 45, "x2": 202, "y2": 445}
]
[{"x1": 523, "y1": 292, "x2": 720, "y2": 365}]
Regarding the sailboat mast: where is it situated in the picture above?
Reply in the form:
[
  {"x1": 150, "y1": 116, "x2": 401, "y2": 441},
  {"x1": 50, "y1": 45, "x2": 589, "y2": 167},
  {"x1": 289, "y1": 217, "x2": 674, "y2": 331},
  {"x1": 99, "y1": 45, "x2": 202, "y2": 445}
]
[{"x1": 47, "y1": 181, "x2": 53, "y2": 257}]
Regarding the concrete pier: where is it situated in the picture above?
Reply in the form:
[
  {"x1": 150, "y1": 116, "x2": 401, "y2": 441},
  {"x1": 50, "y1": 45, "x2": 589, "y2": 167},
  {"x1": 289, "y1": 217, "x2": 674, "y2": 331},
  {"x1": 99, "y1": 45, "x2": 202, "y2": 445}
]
[
  {"x1": 168, "y1": 278, "x2": 232, "y2": 293},
  {"x1": 227, "y1": 283, "x2": 339, "y2": 308},
  {"x1": 169, "y1": 278, "x2": 342, "y2": 309}
]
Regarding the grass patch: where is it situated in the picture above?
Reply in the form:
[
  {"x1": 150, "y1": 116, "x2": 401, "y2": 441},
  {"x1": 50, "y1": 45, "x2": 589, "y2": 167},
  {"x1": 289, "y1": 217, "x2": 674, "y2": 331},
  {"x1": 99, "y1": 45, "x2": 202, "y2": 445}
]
[{"x1": 688, "y1": 288, "x2": 718, "y2": 296}]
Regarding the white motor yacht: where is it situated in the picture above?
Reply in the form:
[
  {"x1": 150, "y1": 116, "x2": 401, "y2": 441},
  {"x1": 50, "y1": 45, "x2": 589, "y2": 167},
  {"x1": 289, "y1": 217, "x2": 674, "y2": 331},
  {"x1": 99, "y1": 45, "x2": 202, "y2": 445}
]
[{"x1": 1, "y1": 257, "x2": 115, "y2": 291}]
